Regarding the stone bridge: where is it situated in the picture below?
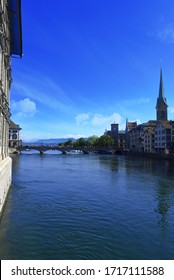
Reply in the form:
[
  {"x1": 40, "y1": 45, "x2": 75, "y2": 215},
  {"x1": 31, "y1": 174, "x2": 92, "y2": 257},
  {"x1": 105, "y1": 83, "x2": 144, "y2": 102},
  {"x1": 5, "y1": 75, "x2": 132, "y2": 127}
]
[{"x1": 17, "y1": 145, "x2": 123, "y2": 155}]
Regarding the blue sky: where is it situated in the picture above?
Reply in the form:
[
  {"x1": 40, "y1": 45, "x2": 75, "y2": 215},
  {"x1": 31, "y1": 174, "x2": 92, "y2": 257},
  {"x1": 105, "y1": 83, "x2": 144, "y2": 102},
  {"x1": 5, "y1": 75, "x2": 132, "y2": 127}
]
[{"x1": 10, "y1": 0, "x2": 174, "y2": 141}]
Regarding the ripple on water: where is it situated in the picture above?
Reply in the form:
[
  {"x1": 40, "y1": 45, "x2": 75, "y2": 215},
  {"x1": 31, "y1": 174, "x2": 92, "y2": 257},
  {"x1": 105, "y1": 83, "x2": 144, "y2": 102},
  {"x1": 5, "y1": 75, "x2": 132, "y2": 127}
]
[{"x1": 0, "y1": 155, "x2": 174, "y2": 259}]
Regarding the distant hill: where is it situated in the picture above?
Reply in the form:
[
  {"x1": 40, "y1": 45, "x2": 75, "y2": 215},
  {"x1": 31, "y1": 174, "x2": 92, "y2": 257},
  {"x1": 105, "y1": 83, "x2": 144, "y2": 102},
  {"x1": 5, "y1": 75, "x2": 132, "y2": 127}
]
[{"x1": 23, "y1": 138, "x2": 76, "y2": 145}]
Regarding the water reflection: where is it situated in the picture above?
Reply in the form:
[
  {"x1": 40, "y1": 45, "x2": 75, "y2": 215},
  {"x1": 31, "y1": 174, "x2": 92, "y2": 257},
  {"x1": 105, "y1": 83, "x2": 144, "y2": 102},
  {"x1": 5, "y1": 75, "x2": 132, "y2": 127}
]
[
  {"x1": 99, "y1": 155, "x2": 174, "y2": 240},
  {"x1": 98, "y1": 155, "x2": 119, "y2": 172},
  {"x1": 1, "y1": 154, "x2": 174, "y2": 259},
  {"x1": 155, "y1": 178, "x2": 174, "y2": 241}
]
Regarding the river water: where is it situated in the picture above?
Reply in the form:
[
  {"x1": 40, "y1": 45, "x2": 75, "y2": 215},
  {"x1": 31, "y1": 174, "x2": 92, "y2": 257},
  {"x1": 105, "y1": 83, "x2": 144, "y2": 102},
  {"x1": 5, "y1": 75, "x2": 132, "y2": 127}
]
[{"x1": 0, "y1": 152, "x2": 174, "y2": 260}]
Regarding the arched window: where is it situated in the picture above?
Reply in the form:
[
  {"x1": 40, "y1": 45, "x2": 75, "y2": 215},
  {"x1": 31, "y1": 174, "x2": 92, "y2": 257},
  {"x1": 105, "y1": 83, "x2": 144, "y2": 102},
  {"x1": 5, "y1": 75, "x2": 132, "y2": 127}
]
[{"x1": 12, "y1": 134, "x2": 17, "y2": 140}]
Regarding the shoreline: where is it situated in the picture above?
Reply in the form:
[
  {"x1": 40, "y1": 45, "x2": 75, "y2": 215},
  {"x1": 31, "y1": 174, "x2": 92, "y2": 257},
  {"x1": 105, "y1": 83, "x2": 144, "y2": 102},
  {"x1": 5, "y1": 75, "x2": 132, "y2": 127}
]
[{"x1": 124, "y1": 151, "x2": 174, "y2": 160}]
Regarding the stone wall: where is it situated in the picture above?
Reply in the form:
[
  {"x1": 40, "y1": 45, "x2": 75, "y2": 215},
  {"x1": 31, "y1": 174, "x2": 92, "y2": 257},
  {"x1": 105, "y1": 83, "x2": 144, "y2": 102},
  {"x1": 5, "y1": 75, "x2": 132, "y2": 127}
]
[{"x1": 0, "y1": 157, "x2": 12, "y2": 214}]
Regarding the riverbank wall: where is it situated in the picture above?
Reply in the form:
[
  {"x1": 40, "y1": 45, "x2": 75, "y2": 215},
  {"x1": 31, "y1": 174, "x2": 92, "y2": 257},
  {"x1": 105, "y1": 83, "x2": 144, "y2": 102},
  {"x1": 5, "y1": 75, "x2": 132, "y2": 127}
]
[
  {"x1": 125, "y1": 151, "x2": 174, "y2": 160},
  {"x1": 9, "y1": 147, "x2": 20, "y2": 154},
  {"x1": 0, "y1": 157, "x2": 12, "y2": 215}
]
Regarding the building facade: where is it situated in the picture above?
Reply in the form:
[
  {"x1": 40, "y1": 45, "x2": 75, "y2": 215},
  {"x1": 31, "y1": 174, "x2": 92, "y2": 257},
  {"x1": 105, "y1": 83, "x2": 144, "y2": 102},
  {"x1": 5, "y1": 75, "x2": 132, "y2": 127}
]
[
  {"x1": 125, "y1": 120, "x2": 137, "y2": 149},
  {"x1": 0, "y1": 0, "x2": 22, "y2": 214},
  {"x1": 9, "y1": 120, "x2": 21, "y2": 148},
  {"x1": 127, "y1": 69, "x2": 173, "y2": 154},
  {"x1": 129, "y1": 124, "x2": 144, "y2": 152},
  {"x1": 143, "y1": 126, "x2": 155, "y2": 153},
  {"x1": 154, "y1": 121, "x2": 173, "y2": 153}
]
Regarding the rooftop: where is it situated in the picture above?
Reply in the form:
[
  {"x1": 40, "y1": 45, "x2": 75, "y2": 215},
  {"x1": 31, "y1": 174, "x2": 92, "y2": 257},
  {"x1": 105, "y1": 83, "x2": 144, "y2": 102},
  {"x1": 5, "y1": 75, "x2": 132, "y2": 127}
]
[{"x1": 9, "y1": 120, "x2": 21, "y2": 130}]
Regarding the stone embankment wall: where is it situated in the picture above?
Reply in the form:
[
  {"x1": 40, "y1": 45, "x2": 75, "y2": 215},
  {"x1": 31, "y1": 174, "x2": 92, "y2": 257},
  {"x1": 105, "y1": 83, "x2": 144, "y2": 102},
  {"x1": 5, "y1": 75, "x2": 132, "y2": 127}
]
[
  {"x1": 9, "y1": 148, "x2": 20, "y2": 154},
  {"x1": 0, "y1": 157, "x2": 12, "y2": 214},
  {"x1": 125, "y1": 151, "x2": 174, "y2": 160}
]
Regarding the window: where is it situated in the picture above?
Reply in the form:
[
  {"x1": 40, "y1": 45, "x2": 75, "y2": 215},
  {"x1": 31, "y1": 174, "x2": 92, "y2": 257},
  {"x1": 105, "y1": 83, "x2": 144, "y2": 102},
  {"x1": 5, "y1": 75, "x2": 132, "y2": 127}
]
[{"x1": 12, "y1": 134, "x2": 17, "y2": 140}]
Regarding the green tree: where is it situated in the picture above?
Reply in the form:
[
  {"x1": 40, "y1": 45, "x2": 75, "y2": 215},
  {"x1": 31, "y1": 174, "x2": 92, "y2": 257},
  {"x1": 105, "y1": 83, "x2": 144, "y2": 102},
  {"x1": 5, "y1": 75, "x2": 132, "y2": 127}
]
[
  {"x1": 96, "y1": 135, "x2": 114, "y2": 147},
  {"x1": 78, "y1": 137, "x2": 86, "y2": 147},
  {"x1": 58, "y1": 142, "x2": 64, "y2": 147},
  {"x1": 86, "y1": 135, "x2": 99, "y2": 147},
  {"x1": 64, "y1": 139, "x2": 73, "y2": 147}
]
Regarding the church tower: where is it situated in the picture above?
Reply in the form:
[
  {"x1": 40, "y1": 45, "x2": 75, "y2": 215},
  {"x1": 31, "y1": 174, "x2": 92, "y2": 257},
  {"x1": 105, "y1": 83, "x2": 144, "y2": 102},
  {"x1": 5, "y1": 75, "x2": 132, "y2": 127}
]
[{"x1": 156, "y1": 68, "x2": 168, "y2": 121}]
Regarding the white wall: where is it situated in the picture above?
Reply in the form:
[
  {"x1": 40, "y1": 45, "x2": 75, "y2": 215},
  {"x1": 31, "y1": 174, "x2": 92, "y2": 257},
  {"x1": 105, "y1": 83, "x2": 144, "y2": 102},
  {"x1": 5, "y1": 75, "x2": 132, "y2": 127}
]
[{"x1": 0, "y1": 157, "x2": 12, "y2": 214}]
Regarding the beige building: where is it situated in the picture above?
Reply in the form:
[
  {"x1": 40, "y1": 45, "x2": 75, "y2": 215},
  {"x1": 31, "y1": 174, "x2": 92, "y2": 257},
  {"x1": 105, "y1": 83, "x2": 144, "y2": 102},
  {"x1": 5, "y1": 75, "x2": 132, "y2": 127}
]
[
  {"x1": 0, "y1": 0, "x2": 22, "y2": 214},
  {"x1": 9, "y1": 120, "x2": 21, "y2": 148},
  {"x1": 143, "y1": 123, "x2": 156, "y2": 153},
  {"x1": 129, "y1": 122, "x2": 156, "y2": 153},
  {"x1": 154, "y1": 121, "x2": 173, "y2": 153}
]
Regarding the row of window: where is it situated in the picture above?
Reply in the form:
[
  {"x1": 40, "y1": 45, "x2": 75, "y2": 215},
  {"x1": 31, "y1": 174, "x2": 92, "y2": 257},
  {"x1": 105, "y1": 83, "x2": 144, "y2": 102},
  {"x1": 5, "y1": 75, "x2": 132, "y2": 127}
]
[
  {"x1": 155, "y1": 136, "x2": 166, "y2": 141},
  {"x1": 154, "y1": 143, "x2": 166, "y2": 147},
  {"x1": 9, "y1": 133, "x2": 18, "y2": 140},
  {"x1": 155, "y1": 130, "x2": 166, "y2": 134}
]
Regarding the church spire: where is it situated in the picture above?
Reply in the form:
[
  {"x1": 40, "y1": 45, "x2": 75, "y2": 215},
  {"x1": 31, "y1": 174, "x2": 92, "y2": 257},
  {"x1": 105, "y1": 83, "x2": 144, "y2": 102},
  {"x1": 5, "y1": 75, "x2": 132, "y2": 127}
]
[
  {"x1": 158, "y1": 68, "x2": 166, "y2": 103},
  {"x1": 156, "y1": 68, "x2": 168, "y2": 121}
]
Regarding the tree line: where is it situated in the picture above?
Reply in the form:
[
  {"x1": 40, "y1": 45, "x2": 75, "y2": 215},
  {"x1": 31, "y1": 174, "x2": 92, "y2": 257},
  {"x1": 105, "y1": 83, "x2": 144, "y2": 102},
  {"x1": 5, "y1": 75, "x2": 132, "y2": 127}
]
[{"x1": 58, "y1": 135, "x2": 115, "y2": 148}]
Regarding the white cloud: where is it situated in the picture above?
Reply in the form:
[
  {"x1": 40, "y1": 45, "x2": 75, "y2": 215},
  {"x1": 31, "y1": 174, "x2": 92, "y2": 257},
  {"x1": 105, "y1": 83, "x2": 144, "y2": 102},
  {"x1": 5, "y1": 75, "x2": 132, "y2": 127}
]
[
  {"x1": 62, "y1": 134, "x2": 86, "y2": 139},
  {"x1": 75, "y1": 112, "x2": 123, "y2": 128},
  {"x1": 75, "y1": 113, "x2": 90, "y2": 125},
  {"x1": 91, "y1": 113, "x2": 122, "y2": 126},
  {"x1": 12, "y1": 76, "x2": 76, "y2": 114},
  {"x1": 11, "y1": 98, "x2": 37, "y2": 117}
]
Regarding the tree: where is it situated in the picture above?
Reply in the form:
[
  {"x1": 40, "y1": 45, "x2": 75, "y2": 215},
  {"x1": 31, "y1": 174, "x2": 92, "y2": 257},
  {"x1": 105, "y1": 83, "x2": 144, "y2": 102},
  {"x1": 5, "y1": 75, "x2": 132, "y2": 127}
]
[
  {"x1": 73, "y1": 139, "x2": 79, "y2": 147},
  {"x1": 64, "y1": 139, "x2": 73, "y2": 147},
  {"x1": 86, "y1": 135, "x2": 99, "y2": 147},
  {"x1": 58, "y1": 142, "x2": 64, "y2": 147},
  {"x1": 96, "y1": 135, "x2": 114, "y2": 147},
  {"x1": 78, "y1": 137, "x2": 86, "y2": 147}
]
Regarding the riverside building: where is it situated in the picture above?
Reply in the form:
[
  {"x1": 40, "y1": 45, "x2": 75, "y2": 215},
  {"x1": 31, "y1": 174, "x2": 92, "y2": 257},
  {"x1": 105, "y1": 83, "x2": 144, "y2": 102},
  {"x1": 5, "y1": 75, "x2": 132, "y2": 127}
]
[
  {"x1": 128, "y1": 69, "x2": 174, "y2": 154},
  {"x1": 9, "y1": 120, "x2": 21, "y2": 149},
  {"x1": 0, "y1": 0, "x2": 22, "y2": 214}
]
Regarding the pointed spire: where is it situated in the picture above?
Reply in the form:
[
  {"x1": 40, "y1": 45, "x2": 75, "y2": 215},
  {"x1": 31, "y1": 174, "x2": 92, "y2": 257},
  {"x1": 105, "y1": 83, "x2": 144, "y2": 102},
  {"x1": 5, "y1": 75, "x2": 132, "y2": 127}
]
[
  {"x1": 156, "y1": 68, "x2": 168, "y2": 121},
  {"x1": 158, "y1": 68, "x2": 165, "y2": 101}
]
